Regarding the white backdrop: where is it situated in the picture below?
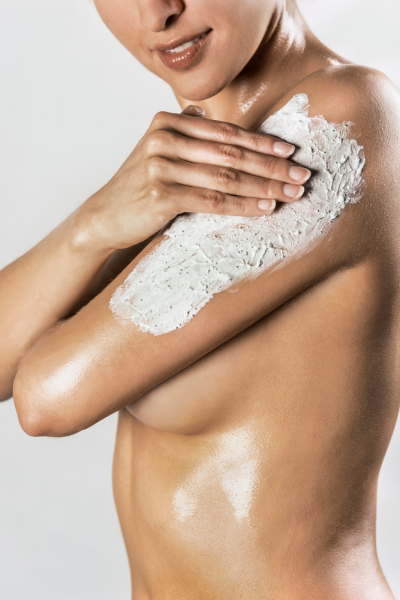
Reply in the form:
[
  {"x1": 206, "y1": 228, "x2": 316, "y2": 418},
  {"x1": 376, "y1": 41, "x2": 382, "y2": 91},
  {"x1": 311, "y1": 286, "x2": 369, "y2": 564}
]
[{"x1": 0, "y1": 0, "x2": 399, "y2": 598}]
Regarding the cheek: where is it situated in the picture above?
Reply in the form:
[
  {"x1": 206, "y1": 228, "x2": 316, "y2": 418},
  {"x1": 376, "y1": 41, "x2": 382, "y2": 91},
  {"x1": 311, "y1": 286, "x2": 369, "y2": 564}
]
[
  {"x1": 92, "y1": 0, "x2": 116, "y2": 26},
  {"x1": 208, "y1": 0, "x2": 272, "y2": 35},
  {"x1": 227, "y1": 2, "x2": 273, "y2": 51},
  {"x1": 203, "y1": 0, "x2": 273, "y2": 71},
  {"x1": 93, "y1": 0, "x2": 145, "y2": 60}
]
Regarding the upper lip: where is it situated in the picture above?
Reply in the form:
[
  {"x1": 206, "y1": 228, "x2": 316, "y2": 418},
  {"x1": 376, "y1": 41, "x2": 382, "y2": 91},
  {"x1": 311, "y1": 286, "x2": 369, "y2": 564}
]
[{"x1": 152, "y1": 29, "x2": 211, "y2": 53}]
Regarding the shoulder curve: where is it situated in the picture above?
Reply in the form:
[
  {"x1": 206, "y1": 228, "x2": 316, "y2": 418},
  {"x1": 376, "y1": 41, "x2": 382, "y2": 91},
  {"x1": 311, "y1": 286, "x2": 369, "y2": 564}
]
[
  {"x1": 304, "y1": 64, "x2": 399, "y2": 120},
  {"x1": 303, "y1": 63, "x2": 398, "y2": 94},
  {"x1": 278, "y1": 65, "x2": 400, "y2": 133},
  {"x1": 257, "y1": 64, "x2": 400, "y2": 266},
  {"x1": 261, "y1": 63, "x2": 400, "y2": 165}
]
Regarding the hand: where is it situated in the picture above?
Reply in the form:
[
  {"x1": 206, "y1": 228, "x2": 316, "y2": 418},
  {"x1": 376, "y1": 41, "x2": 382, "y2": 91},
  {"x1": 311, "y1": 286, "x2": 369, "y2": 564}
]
[{"x1": 81, "y1": 105, "x2": 311, "y2": 251}]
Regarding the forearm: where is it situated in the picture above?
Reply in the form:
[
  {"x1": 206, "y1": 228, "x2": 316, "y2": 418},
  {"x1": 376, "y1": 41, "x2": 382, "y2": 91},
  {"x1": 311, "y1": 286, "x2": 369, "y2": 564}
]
[
  {"x1": 0, "y1": 204, "x2": 113, "y2": 401},
  {"x1": 13, "y1": 213, "x2": 347, "y2": 439},
  {"x1": 3, "y1": 106, "x2": 302, "y2": 399},
  {"x1": 8, "y1": 106, "x2": 310, "y2": 413}
]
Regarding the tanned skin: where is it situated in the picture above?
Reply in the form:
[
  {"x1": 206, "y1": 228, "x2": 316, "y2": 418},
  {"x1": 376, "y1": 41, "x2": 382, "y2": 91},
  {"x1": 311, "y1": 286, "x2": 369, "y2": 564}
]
[{"x1": 2, "y1": 0, "x2": 400, "y2": 598}]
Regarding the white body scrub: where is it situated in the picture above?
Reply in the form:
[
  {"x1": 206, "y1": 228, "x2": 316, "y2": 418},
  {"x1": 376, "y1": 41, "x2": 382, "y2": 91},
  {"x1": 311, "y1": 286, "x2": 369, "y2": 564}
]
[{"x1": 110, "y1": 94, "x2": 365, "y2": 335}]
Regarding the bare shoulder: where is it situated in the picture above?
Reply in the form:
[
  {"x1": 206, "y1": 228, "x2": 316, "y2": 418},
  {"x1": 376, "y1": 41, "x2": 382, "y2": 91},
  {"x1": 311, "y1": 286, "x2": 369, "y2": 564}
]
[
  {"x1": 264, "y1": 65, "x2": 400, "y2": 264},
  {"x1": 274, "y1": 64, "x2": 400, "y2": 128},
  {"x1": 15, "y1": 68, "x2": 400, "y2": 438},
  {"x1": 267, "y1": 64, "x2": 400, "y2": 163}
]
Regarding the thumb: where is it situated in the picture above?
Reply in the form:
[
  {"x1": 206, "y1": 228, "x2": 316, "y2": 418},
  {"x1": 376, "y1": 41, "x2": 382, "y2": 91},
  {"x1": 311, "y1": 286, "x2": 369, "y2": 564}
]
[{"x1": 181, "y1": 104, "x2": 206, "y2": 118}]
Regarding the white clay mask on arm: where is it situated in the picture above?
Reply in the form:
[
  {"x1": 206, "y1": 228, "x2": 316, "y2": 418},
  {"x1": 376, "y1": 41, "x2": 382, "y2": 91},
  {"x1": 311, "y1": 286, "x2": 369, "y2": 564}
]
[{"x1": 110, "y1": 94, "x2": 365, "y2": 335}]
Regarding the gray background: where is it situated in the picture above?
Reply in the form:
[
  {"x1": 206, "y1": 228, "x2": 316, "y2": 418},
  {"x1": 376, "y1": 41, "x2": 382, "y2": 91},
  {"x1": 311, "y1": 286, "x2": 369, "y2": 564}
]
[{"x1": 0, "y1": 0, "x2": 398, "y2": 598}]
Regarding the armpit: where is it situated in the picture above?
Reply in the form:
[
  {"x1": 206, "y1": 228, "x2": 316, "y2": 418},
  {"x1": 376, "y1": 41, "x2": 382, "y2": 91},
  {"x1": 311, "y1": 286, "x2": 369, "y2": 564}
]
[{"x1": 110, "y1": 94, "x2": 365, "y2": 335}]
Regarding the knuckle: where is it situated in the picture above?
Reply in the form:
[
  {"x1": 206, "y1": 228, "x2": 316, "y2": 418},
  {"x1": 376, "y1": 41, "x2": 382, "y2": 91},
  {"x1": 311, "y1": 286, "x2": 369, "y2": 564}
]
[
  {"x1": 147, "y1": 156, "x2": 165, "y2": 179},
  {"x1": 264, "y1": 155, "x2": 279, "y2": 178},
  {"x1": 261, "y1": 177, "x2": 273, "y2": 197},
  {"x1": 149, "y1": 182, "x2": 166, "y2": 204},
  {"x1": 216, "y1": 166, "x2": 240, "y2": 188},
  {"x1": 252, "y1": 132, "x2": 267, "y2": 150},
  {"x1": 220, "y1": 143, "x2": 245, "y2": 165},
  {"x1": 151, "y1": 111, "x2": 169, "y2": 128},
  {"x1": 233, "y1": 197, "x2": 248, "y2": 215},
  {"x1": 146, "y1": 130, "x2": 168, "y2": 155},
  {"x1": 216, "y1": 121, "x2": 238, "y2": 142},
  {"x1": 204, "y1": 189, "x2": 225, "y2": 210}
]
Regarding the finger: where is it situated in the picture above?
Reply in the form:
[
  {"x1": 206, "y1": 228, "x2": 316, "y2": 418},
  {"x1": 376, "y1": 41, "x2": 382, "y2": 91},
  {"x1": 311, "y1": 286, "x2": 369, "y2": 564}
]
[
  {"x1": 152, "y1": 110, "x2": 296, "y2": 158},
  {"x1": 164, "y1": 183, "x2": 278, "y2": 217},
  {"x1": 160, "y1": 130, "x2": 310, "y2": 187},
  {"x1": 181, "y1": 104, "x2": 206, "y2": 118},
  {"x1": 163, "y1": 158, "x2": 305, "y2": 203}
]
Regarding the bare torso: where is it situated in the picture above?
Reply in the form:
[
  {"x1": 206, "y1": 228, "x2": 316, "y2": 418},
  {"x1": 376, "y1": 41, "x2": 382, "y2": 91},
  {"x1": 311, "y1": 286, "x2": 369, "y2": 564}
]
[
  {"x1": 2, "y1": 1, "x2": 399, "y2": 598},
  {"x1": 114, "y1": 254, "x2": 400, "y2": 599},
  {"x1": 9, "y1": 61, "x2": 398, "y2": 598}
]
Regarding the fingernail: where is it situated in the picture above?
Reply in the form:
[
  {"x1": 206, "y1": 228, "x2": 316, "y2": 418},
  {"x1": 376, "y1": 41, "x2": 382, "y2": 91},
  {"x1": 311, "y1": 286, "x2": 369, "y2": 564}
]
[
  {"x1": 182, "y1": 104, "x2": 206, "y2": 117},
  {"x1": 273, "y1": 141, "x2": 295, "y2": 156},
  {"x1": 284, "y1": 184, "x2": 304, "y2": 199},
  {"x1": 258, "y1": 199, "x2": 276, "y2": 212},
  {"x1": 289, "y1": 166, "x2": 311, "y2": 183}
]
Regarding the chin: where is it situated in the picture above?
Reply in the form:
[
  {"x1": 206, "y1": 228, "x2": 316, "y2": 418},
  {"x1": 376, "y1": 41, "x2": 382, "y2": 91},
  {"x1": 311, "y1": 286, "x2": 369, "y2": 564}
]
[
  {"x1": 176, "y1": 84, "x2": 222, "y2": 102},
  {"x1": 172, "y1": 71, "x2": 234, "y2": 102}
]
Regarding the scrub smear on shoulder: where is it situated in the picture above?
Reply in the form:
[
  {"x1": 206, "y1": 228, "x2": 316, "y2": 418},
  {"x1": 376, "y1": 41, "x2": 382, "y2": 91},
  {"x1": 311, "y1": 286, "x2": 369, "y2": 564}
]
[{"x1": 110, "y1": 94, "x2": 365, "y2": 335}]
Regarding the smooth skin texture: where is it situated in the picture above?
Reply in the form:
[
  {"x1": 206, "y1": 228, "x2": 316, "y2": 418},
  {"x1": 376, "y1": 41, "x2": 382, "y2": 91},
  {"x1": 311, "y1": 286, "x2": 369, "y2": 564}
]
[
  {"x1": 0, "y1": 106, "x2": 307, "y2": 401},
  {"x1": 0, "y1": 85, "x2": 308, "y2": 403},
  {"x1": 4, "y1": 0, "x2": 400, "y2": 598}
]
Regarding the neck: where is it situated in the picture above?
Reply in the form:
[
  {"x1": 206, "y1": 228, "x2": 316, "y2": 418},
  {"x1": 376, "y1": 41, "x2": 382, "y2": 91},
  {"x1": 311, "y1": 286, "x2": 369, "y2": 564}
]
[{"x1": 174, "y1": 1, "x2": 342, "y2": 129}]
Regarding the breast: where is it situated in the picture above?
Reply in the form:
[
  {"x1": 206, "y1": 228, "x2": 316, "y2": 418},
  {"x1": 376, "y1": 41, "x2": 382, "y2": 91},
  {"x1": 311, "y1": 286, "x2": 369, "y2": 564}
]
[
  {"x1": 115, "y1": 262, "x2": 400, "y2": 600},
  {"x1": 126, "y1": 336, "x2": 247, "y2": 435},
  {"x1": 127, "y1": 261, "x2": 394, "y2": 437}
]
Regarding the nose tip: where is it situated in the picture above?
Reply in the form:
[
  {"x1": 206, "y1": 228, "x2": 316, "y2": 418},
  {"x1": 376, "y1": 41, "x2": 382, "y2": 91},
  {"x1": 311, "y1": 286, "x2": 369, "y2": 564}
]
[{"x1": 139, "y1": 0, "x2": 184, "y2": 32}]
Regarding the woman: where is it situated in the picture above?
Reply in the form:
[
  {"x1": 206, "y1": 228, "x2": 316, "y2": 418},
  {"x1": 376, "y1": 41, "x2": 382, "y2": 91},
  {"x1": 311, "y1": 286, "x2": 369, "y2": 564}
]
[{"x1": 2, "y1": 0, "x2": 400, "y2": 598}]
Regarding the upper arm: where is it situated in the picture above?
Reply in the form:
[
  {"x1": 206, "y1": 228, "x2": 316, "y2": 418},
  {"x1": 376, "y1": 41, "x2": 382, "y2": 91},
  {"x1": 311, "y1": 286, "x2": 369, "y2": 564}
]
[{"x1": 14, "y1": 66, "x2": 400, "y2": 437}]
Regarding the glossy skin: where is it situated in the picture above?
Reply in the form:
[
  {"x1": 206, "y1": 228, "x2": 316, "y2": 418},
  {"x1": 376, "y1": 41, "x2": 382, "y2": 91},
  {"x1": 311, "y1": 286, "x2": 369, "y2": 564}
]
[{"x1": 4, "y1": 0, "x2": 400, "y2": 598}]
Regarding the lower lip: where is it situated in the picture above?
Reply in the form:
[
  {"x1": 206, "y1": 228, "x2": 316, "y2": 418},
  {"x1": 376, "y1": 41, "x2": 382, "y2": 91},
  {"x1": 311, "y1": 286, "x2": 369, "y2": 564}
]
[{"x1": 158, "y1": 31, "x2": 211, "y2": 71}]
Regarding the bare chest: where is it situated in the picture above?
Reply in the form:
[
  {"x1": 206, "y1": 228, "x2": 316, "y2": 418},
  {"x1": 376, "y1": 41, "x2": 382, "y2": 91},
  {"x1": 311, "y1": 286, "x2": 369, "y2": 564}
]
[
  {"x1": 112, "y1": 264, "x2": 399, "y2": 599},
  {"x1": 125, "y1": 263, "x2": 392, "y2": 437}
]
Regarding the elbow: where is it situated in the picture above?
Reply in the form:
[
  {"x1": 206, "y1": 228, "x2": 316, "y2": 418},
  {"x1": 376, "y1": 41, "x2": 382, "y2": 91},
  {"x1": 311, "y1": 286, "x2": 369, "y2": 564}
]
[
  {"x1": 15, "y1": 405, "x2": 49, "y2": 438},
  {"x1": 13, "y1": 371, "x2": 54, "y2": 437},
  {"x1": 13, "y1": 363, "x2": 79, "y2": 438}
]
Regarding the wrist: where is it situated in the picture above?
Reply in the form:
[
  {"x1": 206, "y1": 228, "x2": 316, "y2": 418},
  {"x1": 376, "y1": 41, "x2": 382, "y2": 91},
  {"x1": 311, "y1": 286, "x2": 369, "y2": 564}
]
[{"x1": 68, "y1": 193, "x2": 117, "y2": 259}]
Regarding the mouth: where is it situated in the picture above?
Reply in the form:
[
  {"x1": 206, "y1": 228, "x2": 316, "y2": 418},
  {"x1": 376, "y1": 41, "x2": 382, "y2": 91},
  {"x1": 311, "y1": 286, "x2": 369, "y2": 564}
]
[
  {"x1": 155, "y1": 29, "x2": 212, "y2": 71},
  {"x1": 166, "y1": 31, "x2": 208, "y2": 53}
]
